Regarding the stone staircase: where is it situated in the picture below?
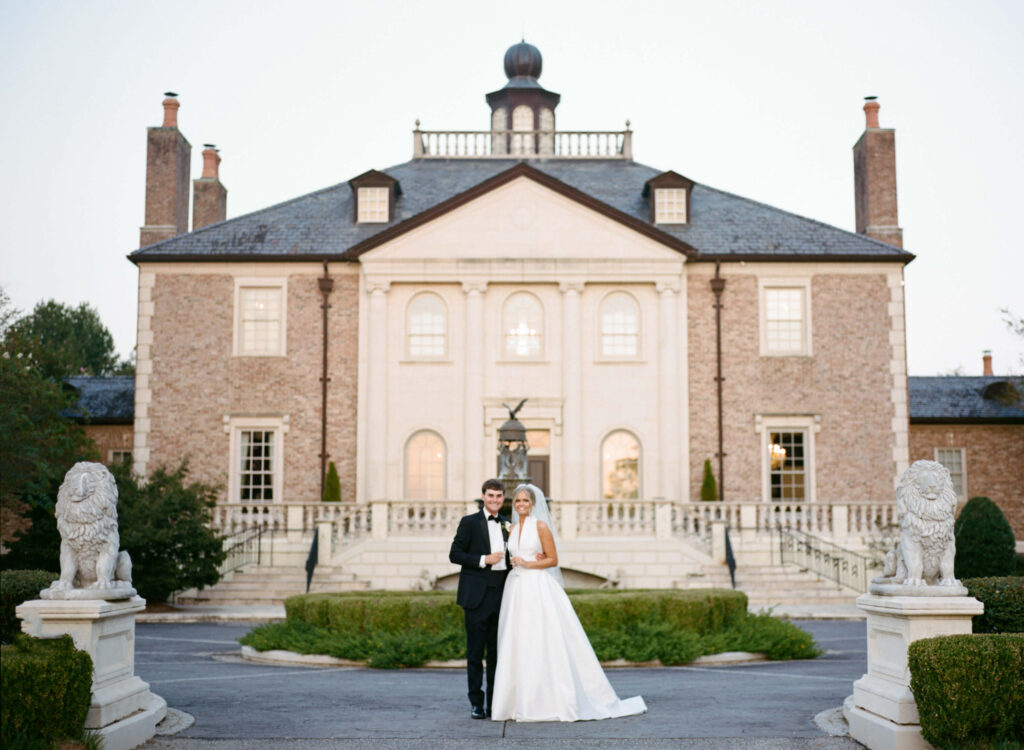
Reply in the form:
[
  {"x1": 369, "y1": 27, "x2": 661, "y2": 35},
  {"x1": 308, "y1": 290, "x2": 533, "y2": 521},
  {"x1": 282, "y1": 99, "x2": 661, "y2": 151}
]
[
  {"x1": 175, "y1": 565, "x2": 372, "y2": 606},
  {"x1": 679, "y1": 563, "x2": 860, "y2": 608}
]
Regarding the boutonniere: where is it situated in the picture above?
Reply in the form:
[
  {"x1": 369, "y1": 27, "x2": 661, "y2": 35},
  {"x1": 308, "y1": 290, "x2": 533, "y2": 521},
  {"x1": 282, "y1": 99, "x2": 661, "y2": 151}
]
[{"x1": 501, "y1": 520, "x2": 511, "y2": 535}]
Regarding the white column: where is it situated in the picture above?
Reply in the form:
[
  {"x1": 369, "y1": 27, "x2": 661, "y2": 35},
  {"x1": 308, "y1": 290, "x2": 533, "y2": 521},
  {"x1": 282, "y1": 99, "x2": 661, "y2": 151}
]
[
  {"x1": 462, "y1": 282, "x2": 486, "y2": 496},
  {"x1": 657, "y1": 282, "x2": 681, "y2": 500},
  {"x1": 366, "y1": 282, "x2": 389, "y2": 502},
  {"x1": 560, "y1": 282, "x2": 584, "y2": 501}
]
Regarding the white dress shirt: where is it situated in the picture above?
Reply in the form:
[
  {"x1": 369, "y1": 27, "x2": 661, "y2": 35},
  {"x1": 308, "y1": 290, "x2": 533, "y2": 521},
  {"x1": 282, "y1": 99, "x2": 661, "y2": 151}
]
[{"x1": 480, "y1": 515, "x2": 507, "y2": 571}]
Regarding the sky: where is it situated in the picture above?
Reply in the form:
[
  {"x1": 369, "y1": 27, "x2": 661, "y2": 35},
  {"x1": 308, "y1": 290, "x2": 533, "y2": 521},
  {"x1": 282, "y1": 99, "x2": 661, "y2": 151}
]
[{"x1": 1, "y1": 0, "x2": 1022, "y2": 376}]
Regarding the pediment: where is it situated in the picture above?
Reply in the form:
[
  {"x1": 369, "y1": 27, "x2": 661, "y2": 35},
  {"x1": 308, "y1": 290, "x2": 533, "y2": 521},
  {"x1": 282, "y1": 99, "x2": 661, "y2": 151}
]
[{"x1": 359, "y1": 176, "x2": 685, "y2": 263}]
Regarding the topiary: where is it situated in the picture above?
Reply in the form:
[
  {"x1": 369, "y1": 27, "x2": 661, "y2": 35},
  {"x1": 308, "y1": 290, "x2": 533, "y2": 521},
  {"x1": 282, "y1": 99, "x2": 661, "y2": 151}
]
[
  {"x1": 700, "y1": 459, "x2": 718, "y2": 502},
  {"x1": 323, "y1": 461, "x2": 341, "y2": 502},
  {"x1": 954, "y1": 497, "x2": 1016, "y2": 579},
  {"x1": 963, "y1": 577, "x2": 1024, "y2": 634}
]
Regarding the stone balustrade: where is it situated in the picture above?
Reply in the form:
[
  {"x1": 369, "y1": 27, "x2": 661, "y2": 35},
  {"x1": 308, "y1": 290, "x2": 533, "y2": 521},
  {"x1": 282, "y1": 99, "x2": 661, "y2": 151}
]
[{"x1": 414, "y1": 129, "x2": 632, "y2": 159}]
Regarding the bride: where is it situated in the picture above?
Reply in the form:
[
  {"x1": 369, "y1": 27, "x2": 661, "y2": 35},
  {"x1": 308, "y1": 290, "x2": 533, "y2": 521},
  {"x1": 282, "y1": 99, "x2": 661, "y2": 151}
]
[{"x1": 490, "y1": 483, "x2": 647, "y2": 722}]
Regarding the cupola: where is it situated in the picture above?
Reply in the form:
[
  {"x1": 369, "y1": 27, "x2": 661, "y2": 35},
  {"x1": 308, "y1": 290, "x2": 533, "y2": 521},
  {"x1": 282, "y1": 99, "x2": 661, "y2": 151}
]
[{"x1": 487, "y1": 41, "x2": 561, "y2": 156}]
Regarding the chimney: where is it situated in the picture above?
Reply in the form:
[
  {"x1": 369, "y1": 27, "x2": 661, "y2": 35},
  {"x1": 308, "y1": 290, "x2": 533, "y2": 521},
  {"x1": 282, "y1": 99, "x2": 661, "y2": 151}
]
[
  {"x1": 983, "y1": 350, "x2": 993, "y2": 376},
  {"x1": 140, "y1": 93, "x2": 191, "y2": 246},
  {"x1": 192, "y1": 144, "x2": 227, "y2": 230},
  {"x1": 853, "y1": 97, "x2": 903, "y2": 248}
]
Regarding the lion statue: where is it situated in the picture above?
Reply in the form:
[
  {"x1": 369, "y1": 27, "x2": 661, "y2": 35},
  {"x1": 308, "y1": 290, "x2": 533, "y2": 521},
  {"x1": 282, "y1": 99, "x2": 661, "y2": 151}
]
[
  {"x1": 874, "y1": 460, "x2": 961, "y2": 590},
  {"x1": 42, "y1": 462, "x2": 134, "y2": 600}
]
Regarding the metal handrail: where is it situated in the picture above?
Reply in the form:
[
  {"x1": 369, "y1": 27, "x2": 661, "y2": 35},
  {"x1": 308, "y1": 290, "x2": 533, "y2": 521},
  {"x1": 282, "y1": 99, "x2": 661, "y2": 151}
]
[
  {"x1": 777, "y1": 525, "x2": 876, "y2": 593},
  {"x1": 219, "y1": 527, "x2": 262, "y2": 575}
]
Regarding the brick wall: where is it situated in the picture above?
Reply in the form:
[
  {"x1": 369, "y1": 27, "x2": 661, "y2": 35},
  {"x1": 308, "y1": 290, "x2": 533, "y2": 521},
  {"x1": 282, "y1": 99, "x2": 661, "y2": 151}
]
[
  {"x1": 147, "y1": 267, "x2": 359, "y2": 503},
  {"x1": 687, "y1": 268, "x2": 896, "y2": 502},
  {"x1": 82, "y1": 424, "x2": 134, "y2": 464},
  {"x1": 909, "y1": 423, "x2": 1024, "y2": 538}
]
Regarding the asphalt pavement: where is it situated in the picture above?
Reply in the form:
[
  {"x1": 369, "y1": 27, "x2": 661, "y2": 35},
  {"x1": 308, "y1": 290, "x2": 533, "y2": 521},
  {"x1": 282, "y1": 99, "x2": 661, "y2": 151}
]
[{"x1": 134, "y1": 620, "x2": 868, "y2": 749}]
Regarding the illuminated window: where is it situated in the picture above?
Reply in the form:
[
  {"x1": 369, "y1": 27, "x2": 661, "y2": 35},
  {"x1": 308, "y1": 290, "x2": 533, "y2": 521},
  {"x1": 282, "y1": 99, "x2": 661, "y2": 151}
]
[
  {"x1": 654, "y1": 188, "x2": 687, "y2": 223},
  {"x1": 602, "y1": 431, "x2": 640, "y2": 499},
  {"x1": 357, "y1": 186, "x2": 389, "y2": 222},
  {"x1": 769, "y1": 431, "x2": 806, "y2": 501},
  {"x1": 503, "y1": 292, "x2": 544, "y2": 358},
  {"x1": 407, "y1": 293, "x2": 446, "y2": 358},
  {"x1": 405, "y1": 430, "x2": 446, "y2": 499},
  {"x1": 935, "y1": 448, "x2": 966, "y2": 498},
  {"x1": 600, "y1": 292, "x2": 640, "y2": 357},
  {"x1": 238, "y1": 286, "x2": 284, "y2": 356},
  {"x1": 762, "y1": 285, "x2": 809, "y2": 355}
]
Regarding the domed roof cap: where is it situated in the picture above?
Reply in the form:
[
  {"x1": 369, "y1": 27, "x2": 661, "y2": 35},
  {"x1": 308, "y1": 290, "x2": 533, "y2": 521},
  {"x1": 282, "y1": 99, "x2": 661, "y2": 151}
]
[{"x1": 504, "y1": 40, "x2": 542, "y2": 80}]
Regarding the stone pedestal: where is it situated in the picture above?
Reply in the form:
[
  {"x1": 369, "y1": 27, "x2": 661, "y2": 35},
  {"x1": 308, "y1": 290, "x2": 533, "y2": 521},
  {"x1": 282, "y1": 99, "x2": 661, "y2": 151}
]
[
  {"x1": 16, "y1": 596, "x2": 166, "y2": 750},
  {"x1": 844, "y1": 593, "x2": 983, "y2": 750}
]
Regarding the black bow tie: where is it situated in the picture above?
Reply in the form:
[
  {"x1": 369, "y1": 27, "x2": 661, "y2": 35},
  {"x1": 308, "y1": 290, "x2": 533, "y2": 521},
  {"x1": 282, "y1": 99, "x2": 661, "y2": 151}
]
[{"x1": 488, "y1": 516, "x2": 499, "y2": 523}]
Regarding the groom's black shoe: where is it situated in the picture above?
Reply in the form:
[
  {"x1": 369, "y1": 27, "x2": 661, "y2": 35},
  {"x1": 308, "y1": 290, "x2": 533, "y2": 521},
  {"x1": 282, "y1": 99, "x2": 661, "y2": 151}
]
[{"x1": 471, "y1": 705, "x2": 486, "y2": 720}]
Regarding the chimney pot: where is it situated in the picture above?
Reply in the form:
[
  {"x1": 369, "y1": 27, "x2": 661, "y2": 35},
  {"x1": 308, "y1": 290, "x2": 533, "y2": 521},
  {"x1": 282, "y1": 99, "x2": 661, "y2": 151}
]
[
  {"x1": 162, "y1": 93, "x2": 180, "y2": 128},
  {"x1": 201, "y1": 145, "x2": 221, "y2": 179},
  {"x1": 983, "y1": 350, "x2": 993, "y2": 376},
  {"x1": 863, "y1": 98, "x2": 880, "y2": 129}
]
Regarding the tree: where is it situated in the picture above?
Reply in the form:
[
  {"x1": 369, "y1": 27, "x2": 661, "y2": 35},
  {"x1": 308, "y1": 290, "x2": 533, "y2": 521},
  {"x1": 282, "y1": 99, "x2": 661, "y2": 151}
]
[
  {"x1": 954, "y1": 496, "x2": 1016, "y2": 579},
  {"x1": 2, "y1": 299, "x2": 128, "y2": 380},
  {"x1": 110, "y1": 461, "x2": 226, "y2": 603},
  {"x1": 322, "y1": 461, "x2": 341, "y2": 502},
  {"x1": 700, "y1": 459, "x2": 718, "y2": 502}
]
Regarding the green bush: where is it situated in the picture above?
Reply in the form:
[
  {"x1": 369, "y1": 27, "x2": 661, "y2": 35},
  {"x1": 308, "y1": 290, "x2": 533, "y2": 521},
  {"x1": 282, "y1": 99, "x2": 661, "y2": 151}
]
[
  {"x1": 964, "y1": 577, "x2": 1024, "y2": 634},
  {"x1": 244, "y1": 588, "x2": 813, "y2": 668},
  {"x1": 0, "y1": 570, "x2": 56, "y2": 644},
  {"x1": 1016, "y1": 553, "x2": 1024, "y2": 577},
  {"x1": 955, "y1": 497, "x2": 1016, "y2": 578},
  {"x1": 909, "y1": 634, "x2": 1024, "y2": 748},
  {"x1": 700, "y1": 459, "x2": 718, "y2": 502},
  {"x1": 1, "y1": 634, "x2": 93, "y2": 749},
  {"x1": 322, "y1": 462, "x2": 341, "y2": 502}
]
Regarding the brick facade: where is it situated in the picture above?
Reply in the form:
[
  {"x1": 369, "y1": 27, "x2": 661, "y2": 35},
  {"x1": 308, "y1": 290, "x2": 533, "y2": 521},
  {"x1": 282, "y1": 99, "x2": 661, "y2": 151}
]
[
  {"x1": 82, "y1": 424, "x2": 134, "y2": 465},
  {"x1": 909, "y1": 423, "x2": 1024, "y2": 538},
  {"x1": 688, "y1": 267, "x2": 896, "y2": 502},
  {"x1": 146, "y1": 267, "x2": 359, "y2": 503}
]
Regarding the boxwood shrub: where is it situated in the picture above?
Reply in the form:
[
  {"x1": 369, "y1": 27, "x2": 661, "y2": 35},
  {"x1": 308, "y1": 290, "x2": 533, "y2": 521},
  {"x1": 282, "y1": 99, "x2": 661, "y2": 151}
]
[
  {"x1": 1, "y1": 634, "x2": 93, "y2": 750},
  {"x1": 0, "y1": 570, "x2": 56, "y2": 644},
  {"x1": 908, "y1": 633, "x2": 1024, "y2": 748},
  {"x1": 964, "y1": 577, "x2": 1024, "y2": 633}
]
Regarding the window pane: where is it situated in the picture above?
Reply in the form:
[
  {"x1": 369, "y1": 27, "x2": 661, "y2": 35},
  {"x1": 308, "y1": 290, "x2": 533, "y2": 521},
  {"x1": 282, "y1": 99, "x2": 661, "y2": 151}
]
[
  {"x1": 769, "y1": 431, "x2": 805, "y2": 501},
  {"x1": 601, "y1": 292, "x2": 639, "y2": 356},
  {"x1": 935, "y1": 449, "x2": 965, "y2": 497},
  {"x1": 602, "y1": 431, "x2": 639, "y2": 499},
  {"x1": 654, "y1": 188, "x2": 687, "y2": 223},
  {"x1": 408, "y1": 294, "x2": 446, "y2": 357},
  {"x1": 511, "y1": 106, "x2": 534, "y2": 155},
  {"x1": 240, "y1": 430, "x2": 275, "y2": 502},
  {"x1": 357, "y1": 187, "x2": 389, "y2": 222},
  {"x1": 765, "y1": 288, "x2": 805, "y2": 354},
  {"x1": 406, "y1": 431, "x2": 445, "y2": 499},
  {"x1": 503, "y1": 293, "x2": 543, "y2": 357},
  {"x1": 240, "y1": 287, "x2": 282, "y2": 355}
]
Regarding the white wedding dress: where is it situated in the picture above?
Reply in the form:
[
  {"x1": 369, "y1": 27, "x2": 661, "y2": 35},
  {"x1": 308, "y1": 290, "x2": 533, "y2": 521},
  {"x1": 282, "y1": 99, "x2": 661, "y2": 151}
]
[{"x1": 490, "y1": 516, "x2": 647, "y2": 722}]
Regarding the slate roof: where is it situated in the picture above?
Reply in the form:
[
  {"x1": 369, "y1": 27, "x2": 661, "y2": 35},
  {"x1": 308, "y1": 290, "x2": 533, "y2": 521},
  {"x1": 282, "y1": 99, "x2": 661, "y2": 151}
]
[
  {"x1": 129, "y1": 158, "x2": 913, "y2": 262},
  {"x1": 908, "y1": 376, "x2": 1024, "y2": 423},
  {"x1": 63, "y1": 375, "x2": 135, "y2": 424}
]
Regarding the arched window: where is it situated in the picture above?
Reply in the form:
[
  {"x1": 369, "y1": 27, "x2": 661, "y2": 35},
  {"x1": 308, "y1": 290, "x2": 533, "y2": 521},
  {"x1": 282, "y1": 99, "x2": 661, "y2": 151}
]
[
  {"x1": 600, "y1": 292, "x2": 640, "y2": 357},
  {"x1": 511, "y1": 106, "x2": 534, "y2": 155},
  {"x1": 491, "y1": 107, "x2": 508, "y2": 155},
  {"x1": 407, "y1": 293, "x2": 446, "y2": 358},
  {"x1": 491, "y1": 107, "x2": 508, "y2": 131},
  {"x1": 602, "y1": 431, "x2": 640, "y2": 499},
  {"x1": 405, "y1": 430, "x2": 446, "y2": 499},
  {"x1": 503, "y1": 292, "x2": 544, "y2": 358},
  {"x1": 538, "y1": 108, "x2": 555, "y2": 155}
]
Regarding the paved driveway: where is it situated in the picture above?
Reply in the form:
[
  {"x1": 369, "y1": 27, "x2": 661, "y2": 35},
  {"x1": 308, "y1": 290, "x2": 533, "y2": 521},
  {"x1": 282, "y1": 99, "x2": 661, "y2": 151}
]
[{"x1": 136, "y1": 620, "x2": 867, "y2": 749}]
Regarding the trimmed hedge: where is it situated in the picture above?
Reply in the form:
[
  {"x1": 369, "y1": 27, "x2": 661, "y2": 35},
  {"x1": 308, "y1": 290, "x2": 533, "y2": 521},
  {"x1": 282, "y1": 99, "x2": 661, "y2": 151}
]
[
  {"x1": 1, "y1": 634, "x2": 93, "y2": 750},
  {"x1": 244, "y1": 588, "x2": 818, "y2": 668},
  {"x1": 964, "y1": 577, "x2": 1024, "y2": 634},
  {"x1": 0, "y1": 570, "x2": 56, "y2": 644},
  {"x1": 909, "y1": 633, "x2": 1024, "y2": 748},
  {"x1": 955, "y1": 497, "x2": 1016, "y2": 578}
]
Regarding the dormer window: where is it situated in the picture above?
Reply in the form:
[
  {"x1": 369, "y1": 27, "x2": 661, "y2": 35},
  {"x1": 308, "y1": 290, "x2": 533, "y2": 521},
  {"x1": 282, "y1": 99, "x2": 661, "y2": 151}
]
[
  {"x1": 349, "y1": 169, "x2": 401, "y2": 223},
  {"x1": 643, "y1": 171, "x2": 694, "y2": 225}
]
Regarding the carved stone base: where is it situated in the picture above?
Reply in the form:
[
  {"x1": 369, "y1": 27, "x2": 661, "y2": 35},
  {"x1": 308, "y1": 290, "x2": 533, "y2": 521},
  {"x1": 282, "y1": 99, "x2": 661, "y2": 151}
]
[
  {"x1": 16, "y1": 596, "x2": 164, "y2": 748},
  {"x1": 845, "y1": 593, "x2": 982, "y2": 750},
  {"x1": 95, "y1": 692, "x2": 167, "y2": 750}
]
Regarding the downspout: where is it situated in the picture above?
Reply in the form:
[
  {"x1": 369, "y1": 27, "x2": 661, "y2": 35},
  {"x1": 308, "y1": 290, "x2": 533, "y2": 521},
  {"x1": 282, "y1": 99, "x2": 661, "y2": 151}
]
[
  {"x1": 710, "y1": 261, "x2": 726, "y2": 501},
  {"x1": 318, "y1": 260, "x2": 334, "y2": 500}
]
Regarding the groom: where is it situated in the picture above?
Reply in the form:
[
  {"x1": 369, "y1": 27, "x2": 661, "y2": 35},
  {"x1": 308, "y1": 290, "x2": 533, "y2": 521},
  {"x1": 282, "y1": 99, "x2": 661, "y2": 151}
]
[{"x1": 449, "y1": 478, "x2": 509, "y2": 719}]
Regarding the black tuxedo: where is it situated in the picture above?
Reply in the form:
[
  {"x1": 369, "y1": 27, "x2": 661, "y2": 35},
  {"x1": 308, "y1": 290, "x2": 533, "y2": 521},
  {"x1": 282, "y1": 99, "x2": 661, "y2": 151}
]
[{"x1": 449, "y1": 509, "x2": 510, "y2": 710}]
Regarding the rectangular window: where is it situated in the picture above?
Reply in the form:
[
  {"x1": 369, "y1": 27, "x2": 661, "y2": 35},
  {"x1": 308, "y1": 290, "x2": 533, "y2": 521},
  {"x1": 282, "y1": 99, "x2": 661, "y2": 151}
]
[
  {"x1": 239, "y1": 430, "x2": 275, "y2": 501},
  {"x1": 935, "y1": 448, "x2": 966, "y2": 498},
  {"x1": 769, "y1": 430, "x2": 806, "y2": 501},
  {"x1": 109, "y1": 450, "x2": 132, "y2": 466},
  {"x1": 654, "y1": 188, "x2": 687, "y2": 223},
  {"x1": 239, "y1": 286, "x2": 283, "y2": 356},
  {"x1": 762, "y1": 285, "x2": 809, "y2": 355},
  {"x1": 357, "y1": 187, "x2": 389, "y2": 222}
]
